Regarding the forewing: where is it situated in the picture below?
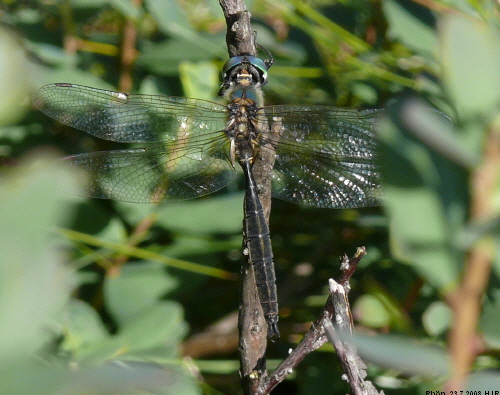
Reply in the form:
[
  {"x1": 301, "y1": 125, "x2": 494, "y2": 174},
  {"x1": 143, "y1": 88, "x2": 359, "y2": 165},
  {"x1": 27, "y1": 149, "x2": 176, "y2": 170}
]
[
  {"x1": 257, "y1": 106, "x2": 382, "y2": 209},
  {"x1": 32, "y1": 83, "x2": 228, "y2": 143},
  {"x1": 65, "y1": 137, "x2": 237, "y2": 203}
]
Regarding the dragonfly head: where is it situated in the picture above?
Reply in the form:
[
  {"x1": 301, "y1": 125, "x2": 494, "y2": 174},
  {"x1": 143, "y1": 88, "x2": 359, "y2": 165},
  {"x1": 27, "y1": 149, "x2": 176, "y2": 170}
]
[{"x1": 218, "y1": 54, "x2": 271, "y2": 98}]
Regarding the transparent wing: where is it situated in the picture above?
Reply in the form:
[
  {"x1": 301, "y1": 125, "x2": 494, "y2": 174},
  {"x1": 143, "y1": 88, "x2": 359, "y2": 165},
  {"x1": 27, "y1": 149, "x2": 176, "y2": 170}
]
[
  {"x1": 32, "y1": 83, "x2": 228, "y2": 143},
  {"x1": 33, "y1": 84, "x2": 236, "y2": 202},
  {"x1": 65, "y1": 137, "x2": 237, "y2": 203},
  {"x1": 256, "y1": 106, "x2": 382, "y2": 209}
]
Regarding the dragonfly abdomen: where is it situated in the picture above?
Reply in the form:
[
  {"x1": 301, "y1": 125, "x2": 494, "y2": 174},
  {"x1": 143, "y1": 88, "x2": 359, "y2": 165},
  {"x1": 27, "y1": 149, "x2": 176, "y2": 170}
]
[{"x1": 240, "y1": 155, "x2": 280, "y2": 341}]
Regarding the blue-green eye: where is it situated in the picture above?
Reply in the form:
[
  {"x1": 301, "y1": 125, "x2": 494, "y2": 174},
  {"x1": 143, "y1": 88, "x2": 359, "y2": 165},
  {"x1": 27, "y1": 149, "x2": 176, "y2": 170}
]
[
  {"x1": 222, "y1": 56, "x2": 244, "y2": 74},
  {"x1": 247, "y1": 56, "x2": 268, "y2": 74},
  {"x1": 222, "y1": 55, "x2": 269, "y2": 75}
]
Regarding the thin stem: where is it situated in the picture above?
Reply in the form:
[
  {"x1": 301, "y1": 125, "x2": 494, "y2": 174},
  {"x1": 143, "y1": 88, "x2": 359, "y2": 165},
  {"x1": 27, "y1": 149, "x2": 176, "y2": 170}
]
[
  {"x1": 446, "y1": 125, "x2": 499, "y2": 391},
  {"x1": 119, "y1": 0, "x2": 142, "y2": 92}
]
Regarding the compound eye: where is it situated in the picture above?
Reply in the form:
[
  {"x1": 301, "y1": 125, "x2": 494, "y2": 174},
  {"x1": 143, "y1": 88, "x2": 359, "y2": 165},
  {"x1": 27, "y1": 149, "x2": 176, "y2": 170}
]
[
  {"x1": 246, "y1": 56, "x2": 269, "y2": 73},
  {"x1": 222, "y1": 56, "x2": 244, "y2": 76}
]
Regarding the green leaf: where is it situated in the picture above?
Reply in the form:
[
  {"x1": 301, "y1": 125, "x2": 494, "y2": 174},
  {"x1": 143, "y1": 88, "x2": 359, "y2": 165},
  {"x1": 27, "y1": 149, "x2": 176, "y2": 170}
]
[
  {"x1": 163, "y1": 234, "x2": 240, "y2": 258},
  {"x1": 0, "y1": 155, "x2": 76, "y2": 356},
  {"x1": 70, "y1": 0, "x2": 109, "y2": 10},
  {"x1": 60, "y1": 300, "x2": 109, "y2": 355},
  {"x1": 145, "y1": 0, "x2": 190, "y2": 33},
  {"x1": 378, "y1": 98, "x2": 468, "y2": 289},
  {"x1": 353, "y1": 295, "x2": 391, "y2": 328},
  {"x1": 38, "y1": 67, "x2": 116, "y2": 91},
  {"x1": 480, "y1": 288, "x2": 500, "y2": 349},
  {"x1": 155, "y1": 193, "x2": 244, "y2": 235},
  {"x1": 0, "y1": 26, "x2": 33, "y2": 126},
  {"x1": 105, "y1": 262, "x2": 178, "y2": 326},
  {"x1": 144, "y1": 0, "x2": 222, "y2": 60},
  {"x1": 439, "y1": 15, "x2": 500, "y2": 120},
  {"x1": 383, "y1": 0, "x2": 437, "y2": 57},
  {"x1": 117, "y1": 302, "x2": 187, "y2": 353},
  {"x1": 422, "y1": 301, "x2": 452, "y2": 337},
  {"x1": 355, "y1": 334, "x2": 449, "y2": 377},
  {"x1": 70, "y1": 200, "x2": 128, "y2": 240},
  {"x1": 179, "y1": 61, "x2": 219, "y2": 101},
  {"x1": 2, "y1": 360, "x2": 200, "y2": 395},
  {"x1": 467, "y1": 371, "x2": 500, "y2": 392},
  {"x1": 109, "y1": 0, "x2": 143, "y2": 19},
  {"x1": 138, "y1": 38, "x2": 223, "y2": 75}
]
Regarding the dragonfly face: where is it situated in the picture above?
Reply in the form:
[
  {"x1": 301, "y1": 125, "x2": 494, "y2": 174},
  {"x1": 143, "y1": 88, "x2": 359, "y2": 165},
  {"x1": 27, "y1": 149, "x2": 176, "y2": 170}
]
[{"x1": 218, "y1": 54, "x2": 271, "y2": 101}]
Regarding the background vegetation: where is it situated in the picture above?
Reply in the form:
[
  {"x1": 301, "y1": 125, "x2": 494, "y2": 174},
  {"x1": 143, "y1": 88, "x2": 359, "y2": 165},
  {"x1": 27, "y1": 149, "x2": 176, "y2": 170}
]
[{"x1": 0, "y1": 0, "x2": 499, "y2": 394}]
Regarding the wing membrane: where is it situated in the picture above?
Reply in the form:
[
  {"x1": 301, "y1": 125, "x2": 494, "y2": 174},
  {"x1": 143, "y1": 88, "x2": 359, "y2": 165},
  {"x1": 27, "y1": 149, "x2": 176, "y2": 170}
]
[
  {"x1": 256, "y1": 105, "x2": 382, "y2": 209},
  {"x1": 32, "y1": 84, "x2": 228, "y2": 143},
  {"x1": 65, "y1": 138, "x2": 236, "y2": 203}
]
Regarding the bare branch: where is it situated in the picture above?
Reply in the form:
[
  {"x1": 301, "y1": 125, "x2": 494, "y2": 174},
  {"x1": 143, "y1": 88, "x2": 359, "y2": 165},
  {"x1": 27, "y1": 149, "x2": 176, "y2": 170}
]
[
  {"x1": 261, "y1": 248, "x2": 383, "y2": 395},
  {"x1": 219, "y1": 0, "x2": 257, "y2": 57},
  {"x1": 324, "y1": 280, "x2": 384, "y2": 395}
]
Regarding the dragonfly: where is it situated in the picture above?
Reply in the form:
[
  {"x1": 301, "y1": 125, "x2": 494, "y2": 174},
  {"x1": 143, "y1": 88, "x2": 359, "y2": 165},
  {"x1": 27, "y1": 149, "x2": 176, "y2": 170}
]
[{"x1": 32, "y1": 51, "x2": 382, "y2": 341}]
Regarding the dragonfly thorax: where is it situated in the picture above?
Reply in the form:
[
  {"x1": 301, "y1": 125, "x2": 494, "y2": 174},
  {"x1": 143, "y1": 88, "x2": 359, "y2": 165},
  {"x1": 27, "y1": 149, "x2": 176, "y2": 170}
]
[{"x1": 226, "y1": 97, "x2": 261, "y2": 166}]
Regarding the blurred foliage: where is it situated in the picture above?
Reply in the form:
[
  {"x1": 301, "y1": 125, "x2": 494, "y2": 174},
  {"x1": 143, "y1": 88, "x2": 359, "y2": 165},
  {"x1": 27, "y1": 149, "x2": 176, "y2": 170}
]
[{"x1": 0, "y1": 0, "x2": 499, "y2": 394}]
